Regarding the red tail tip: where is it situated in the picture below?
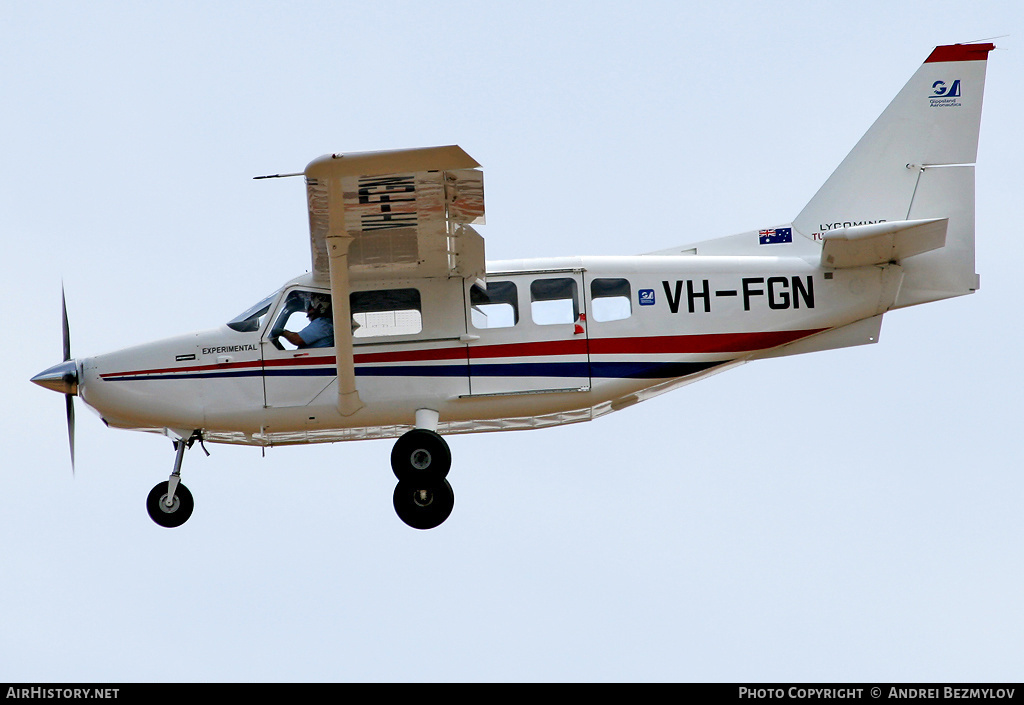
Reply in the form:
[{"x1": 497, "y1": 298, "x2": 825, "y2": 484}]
[{"x1": 925, "y1": 43, "x2": 996, "y2": 63}]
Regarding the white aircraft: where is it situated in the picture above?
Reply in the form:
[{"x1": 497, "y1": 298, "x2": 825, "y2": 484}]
[{"x1": 32, "y1": 43, "x2": 995, "y2": 529}]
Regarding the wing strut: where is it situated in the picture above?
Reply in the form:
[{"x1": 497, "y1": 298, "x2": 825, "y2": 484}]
[
  {"x1": 327, "y1": 232, "x2": 363, "y2": 416},
  {"x1": 318, "y1": 171, "x2": 364, "y2": 416}
]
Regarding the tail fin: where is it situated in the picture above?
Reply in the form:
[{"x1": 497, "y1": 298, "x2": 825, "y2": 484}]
[{"x1": 794, "y1": 43, "x2": 994, "y2": 308}]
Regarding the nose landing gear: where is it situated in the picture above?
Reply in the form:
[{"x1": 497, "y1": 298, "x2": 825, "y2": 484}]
[{"x1": 146, "y1": 431, "x2": 204, "y2": 528}]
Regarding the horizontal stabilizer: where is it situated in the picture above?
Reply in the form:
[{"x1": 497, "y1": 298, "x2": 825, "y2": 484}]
[{"x1": 820, "y1": 218, "x2": 948, "y2": 268}]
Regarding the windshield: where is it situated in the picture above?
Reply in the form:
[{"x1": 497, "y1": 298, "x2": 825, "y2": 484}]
[{"x1": 226, "y1": 293, "x2": 276, "y2": 333}]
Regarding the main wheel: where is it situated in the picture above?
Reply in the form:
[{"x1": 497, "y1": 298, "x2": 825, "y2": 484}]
[
  {"x1": 393, "y1": 479, "x2": 455, "y2": 530},
  {"x1": 146, "y1": 481, "x2": 194, "y2": 528},
  {"x1": 390, "y1": 428, "x2": 451, "y2": 482}
]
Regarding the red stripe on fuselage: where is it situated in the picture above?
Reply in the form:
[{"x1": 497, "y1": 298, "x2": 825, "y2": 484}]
[
  {"x1": 101, "y1": 329, "x2": 827, "y2": 378},
  {"x1": 355, "y1": 330, "x2": 826, "y2": 364},
  {"x1": 588, "y1": 329, "x2": 826, "y2": 355},
  {"x1": 100, "y1": 357, "x2": 265, "y2": 379}
]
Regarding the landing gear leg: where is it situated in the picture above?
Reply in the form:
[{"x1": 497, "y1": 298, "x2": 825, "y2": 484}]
[
  {"x1": 146, "y1": 431, "x2": 201, "y2": 528},
  {"x1": 391, "y1": 410, "x2": 455, "y2": 529}
]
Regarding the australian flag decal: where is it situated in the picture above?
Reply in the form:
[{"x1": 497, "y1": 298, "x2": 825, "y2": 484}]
[{"x1": 759, "y1": 227, "x2": 793, "y2": 245}]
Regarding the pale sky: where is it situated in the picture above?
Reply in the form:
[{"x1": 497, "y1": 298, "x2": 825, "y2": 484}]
[{"x1": 1, "y1": 1, "x2": 1022, "y2": 682}]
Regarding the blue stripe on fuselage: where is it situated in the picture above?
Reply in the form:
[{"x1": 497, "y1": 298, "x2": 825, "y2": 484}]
[{"x1": 104, "y1": 360, "x2": 725, "y2": 381}]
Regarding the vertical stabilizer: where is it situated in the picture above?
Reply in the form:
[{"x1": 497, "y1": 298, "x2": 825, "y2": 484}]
[{"x1": 794, "y1": 43, "x2": 994, "y2": 307}]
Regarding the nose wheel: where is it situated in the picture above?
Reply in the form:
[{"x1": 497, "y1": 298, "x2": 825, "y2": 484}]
[{"x1": 146, "y1": 480, "x2": 194, "y2": 528}]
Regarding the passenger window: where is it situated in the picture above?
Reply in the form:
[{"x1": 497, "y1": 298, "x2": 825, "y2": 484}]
[
  {"x1": 531, "y1": 278, "x2": 579, "y2": 325},
  {"x1": 470, "y1": 281, "x2": 518, "y2": 329},
  {"x1": 591, "y1": 278, "x2": 632, "y2": 322},
  {"x1": 351, "y1": 288, "x2": 422, "y2": 338}
]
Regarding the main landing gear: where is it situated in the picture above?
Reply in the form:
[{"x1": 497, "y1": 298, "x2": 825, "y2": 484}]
[
  {"x1": 390, "y1": 427, "x2": 455, "y2": 530},
  {"x1": 146, "y1": 431, "x2": 205, "y2": 528}
]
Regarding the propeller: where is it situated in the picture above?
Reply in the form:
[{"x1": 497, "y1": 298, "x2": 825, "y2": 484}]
[
  {"x1": 62, "y1": 286, "x2": 75, "y2": 472},
  {"x1": 30, "y1": 286, "x2": 79, "y2": 473}
]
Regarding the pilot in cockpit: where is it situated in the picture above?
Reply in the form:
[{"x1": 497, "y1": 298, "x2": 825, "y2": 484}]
[{"x1": 280, "y1": 293, "x2": 334, "y2": 348}]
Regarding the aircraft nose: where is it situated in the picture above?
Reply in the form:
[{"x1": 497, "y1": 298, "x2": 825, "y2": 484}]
[{"x1": 31, "y1": 360, "x2": 79, "y2": 396}]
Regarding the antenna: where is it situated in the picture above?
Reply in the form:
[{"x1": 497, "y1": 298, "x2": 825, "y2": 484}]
[
  {"x1": 959, "y1": 35, "x2": 1009, "y2": 45},
  {"x1": 253, "y1": 172, "x2": 303, "y2": 180}
]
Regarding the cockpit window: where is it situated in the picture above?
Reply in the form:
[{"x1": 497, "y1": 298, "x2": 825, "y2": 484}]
[
  {"x1": 226, "y1": 293, "x2": 276, "y2": 332},
  {"x1": 270, "y1": 290, "x2": 335, "y2": 349}
]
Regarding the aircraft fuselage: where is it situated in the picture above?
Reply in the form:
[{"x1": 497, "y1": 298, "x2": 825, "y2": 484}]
[{"x1": 77, "y1": 252, "x2": 891, "y2": 446}]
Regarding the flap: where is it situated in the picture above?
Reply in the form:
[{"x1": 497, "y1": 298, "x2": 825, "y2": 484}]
[{"x1": 820, "y1": 218, "x2": 948, "y2": 268}]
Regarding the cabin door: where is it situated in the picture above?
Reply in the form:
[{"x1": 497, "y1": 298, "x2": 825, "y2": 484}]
[{"x1": 465, "y1": 272, "x2": 590, "y2": 396}]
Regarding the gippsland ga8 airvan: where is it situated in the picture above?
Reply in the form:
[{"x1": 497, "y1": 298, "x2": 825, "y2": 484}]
[{"x1": 32, "y1": 42, "x2": 995, "y2": 529}]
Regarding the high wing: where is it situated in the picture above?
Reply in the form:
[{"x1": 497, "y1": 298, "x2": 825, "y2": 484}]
[{"x1": 302, "y1": 145, "x2": 486, "y2": 415}]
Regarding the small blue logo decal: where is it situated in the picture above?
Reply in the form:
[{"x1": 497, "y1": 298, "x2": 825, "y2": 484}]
[
  {"x1": 639, "y1": 289, "x2": 656, "y2": 306},
  {"x1": 932, "y1": 79, "x2": 961, "y2": 97},
  {"x1": 930, "y1": 79, "x2": 963, "y2": 108}
]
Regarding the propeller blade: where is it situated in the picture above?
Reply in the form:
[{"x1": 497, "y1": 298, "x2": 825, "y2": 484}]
[
  {"x1": 66, "y1": 392, "x2": 76, "y2": 473},
  {"x1": 62, "y1": 285, "x2": 71, "y2": 362},
  {"x1": 62, "y1": 284, "x2": 75, "y2": 473}
]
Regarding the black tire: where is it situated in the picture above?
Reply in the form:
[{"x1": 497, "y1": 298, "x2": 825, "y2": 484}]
[
  {"x1": 393, "y1": 479, "x2": 455, "y2": 530},
  {"x1": 390, "y1": 428, "x2": 451, "y2": 482},
  {"x1": 146, "y1": 481, "x2": 194, "y2": 528}
]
